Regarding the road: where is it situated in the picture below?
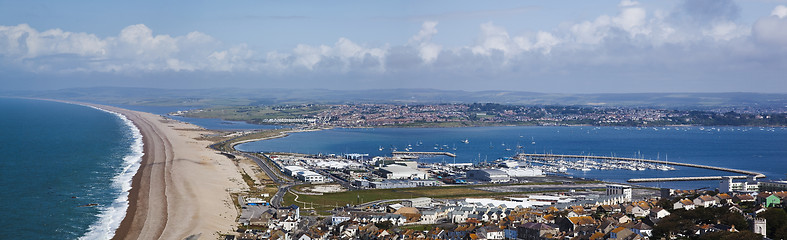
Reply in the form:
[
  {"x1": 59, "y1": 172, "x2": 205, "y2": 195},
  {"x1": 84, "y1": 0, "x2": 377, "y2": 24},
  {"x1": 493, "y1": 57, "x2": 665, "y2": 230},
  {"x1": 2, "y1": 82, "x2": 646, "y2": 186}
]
[{"x1": 238, "y1": 152, "x2": 300, "y2": 208}]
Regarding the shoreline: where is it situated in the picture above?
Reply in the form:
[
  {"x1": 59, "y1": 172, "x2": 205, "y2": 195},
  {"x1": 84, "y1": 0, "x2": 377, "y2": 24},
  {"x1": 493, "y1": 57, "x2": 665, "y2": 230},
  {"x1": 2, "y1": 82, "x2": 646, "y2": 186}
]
[{"x1": 26, "y1": 98, "x2": 244, "y2": 239}]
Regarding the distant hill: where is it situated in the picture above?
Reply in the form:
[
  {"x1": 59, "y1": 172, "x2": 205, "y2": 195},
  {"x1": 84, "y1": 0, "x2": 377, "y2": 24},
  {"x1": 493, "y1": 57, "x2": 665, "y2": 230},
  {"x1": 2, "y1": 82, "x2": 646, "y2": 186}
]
[{"x1": 3, "y1": 87, "x2": 786, "y2": 110}]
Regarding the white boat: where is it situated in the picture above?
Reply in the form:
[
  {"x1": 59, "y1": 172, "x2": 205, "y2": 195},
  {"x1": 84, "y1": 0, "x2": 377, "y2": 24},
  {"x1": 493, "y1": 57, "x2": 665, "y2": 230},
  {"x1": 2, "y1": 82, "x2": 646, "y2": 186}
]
[{"x1": 461, "y1": 139, "x2": 469, "y2": 144}]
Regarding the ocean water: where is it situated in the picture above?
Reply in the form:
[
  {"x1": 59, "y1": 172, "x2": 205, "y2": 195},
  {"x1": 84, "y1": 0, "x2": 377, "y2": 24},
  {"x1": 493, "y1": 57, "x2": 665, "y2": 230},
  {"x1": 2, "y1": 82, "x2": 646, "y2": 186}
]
[
  {"x1": 236, "y1": 126, "x2": 787, "y2": 190},
  {"x1": 0, "y1": 98, "x2": 142, "y2": 239}
]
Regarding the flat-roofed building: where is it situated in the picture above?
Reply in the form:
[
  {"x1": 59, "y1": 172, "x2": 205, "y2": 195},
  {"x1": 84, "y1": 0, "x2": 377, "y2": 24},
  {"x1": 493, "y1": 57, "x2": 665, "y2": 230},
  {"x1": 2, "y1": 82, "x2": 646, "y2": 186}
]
[
  {"x1": 377, "y1": 165, "x2": 428, "y2": 179},
  {"x1": 402, "y1": 197, "x2": 432, "y2": 208},
  {"x1": 467, "y1": 169, "x2": 510, "y2": 183},
  {"x1": 606, "y1": 184, "x2": 632, "y2": 201}
]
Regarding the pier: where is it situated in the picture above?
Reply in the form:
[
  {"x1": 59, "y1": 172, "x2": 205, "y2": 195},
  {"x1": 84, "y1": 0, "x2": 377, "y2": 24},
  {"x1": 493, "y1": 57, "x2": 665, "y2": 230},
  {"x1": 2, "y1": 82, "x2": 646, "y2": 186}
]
[
  {"x1": 517, "y1": 153, "x2": 765, "y2": 182},
  {"x1": 393, "y1": 151, "x2": 456, "y2": 158}
]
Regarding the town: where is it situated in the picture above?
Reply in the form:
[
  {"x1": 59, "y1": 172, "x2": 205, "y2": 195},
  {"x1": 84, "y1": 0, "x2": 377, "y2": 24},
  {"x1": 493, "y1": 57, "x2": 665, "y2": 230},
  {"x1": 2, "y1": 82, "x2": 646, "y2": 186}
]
[
  {"x1": 175, "y1": 103, "x2": 787, "y2": 128},
  {"x1": 222, "y1": 147, "x2": 787, "y2": 240}
]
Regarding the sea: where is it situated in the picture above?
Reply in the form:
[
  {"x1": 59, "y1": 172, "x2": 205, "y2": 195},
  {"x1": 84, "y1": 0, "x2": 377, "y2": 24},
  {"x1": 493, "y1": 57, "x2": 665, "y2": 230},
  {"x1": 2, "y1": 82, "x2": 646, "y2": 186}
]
[
  {"x1": 0, "y1": 98, "x2": 142, "y2": 239},
  {"x1": 236, "y1": 126, "x2": 787, "y2": 190}
]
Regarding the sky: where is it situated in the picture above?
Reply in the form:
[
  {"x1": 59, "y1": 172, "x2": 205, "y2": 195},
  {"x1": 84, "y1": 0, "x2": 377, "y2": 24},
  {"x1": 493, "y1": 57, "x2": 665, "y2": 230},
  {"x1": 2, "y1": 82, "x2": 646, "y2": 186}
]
[{"x1": 0, "y1": 0, "x2": 786, "y2": 93}]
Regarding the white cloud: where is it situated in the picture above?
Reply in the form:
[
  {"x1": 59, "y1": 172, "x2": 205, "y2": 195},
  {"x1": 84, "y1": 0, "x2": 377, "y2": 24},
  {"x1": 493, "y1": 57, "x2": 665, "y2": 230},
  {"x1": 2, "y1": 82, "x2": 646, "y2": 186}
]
[
  {"x1": 772, "y1": 5, "x2": 787, "y2": 18},
  {"x1": 619, "y1": 0, "x2": 639, "y2": 7},
  {"x1": 0, "y1": 1, "x2": 784, "y2": 92},
  {"x1": 408, "y1": 21, "x2": 442, "y2": 64}
]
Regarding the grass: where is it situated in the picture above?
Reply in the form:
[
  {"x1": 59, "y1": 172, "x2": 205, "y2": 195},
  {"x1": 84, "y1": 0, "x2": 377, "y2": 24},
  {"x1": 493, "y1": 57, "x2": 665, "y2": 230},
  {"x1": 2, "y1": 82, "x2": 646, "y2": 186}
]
[
  {"x1": 181, "y1": 105, "x2": 327, "y2": 124},
  {"x1": 282, "y1": 182, "x2": 578, "y2": 216},
  {"x1": 210, "y1": 128, "x2": 290, "y2": 152}
]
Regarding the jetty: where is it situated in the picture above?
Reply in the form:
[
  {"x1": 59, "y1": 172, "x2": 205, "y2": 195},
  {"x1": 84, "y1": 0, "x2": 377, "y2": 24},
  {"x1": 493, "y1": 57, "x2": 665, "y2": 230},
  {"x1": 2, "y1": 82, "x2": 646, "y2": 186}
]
[
  {"x1": 393, "y1": 151, "x2": 456, "y2": 158},
  {"x1": 517, "y1": 153, "x2": 766, "y2": 182}
]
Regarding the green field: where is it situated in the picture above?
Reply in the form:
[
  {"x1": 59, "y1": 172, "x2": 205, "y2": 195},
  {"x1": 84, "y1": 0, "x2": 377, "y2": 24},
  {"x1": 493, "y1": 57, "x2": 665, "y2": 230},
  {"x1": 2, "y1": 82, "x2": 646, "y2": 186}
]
[{"x1": 181, "y1": 105, "x2": 326, "y2": 124}]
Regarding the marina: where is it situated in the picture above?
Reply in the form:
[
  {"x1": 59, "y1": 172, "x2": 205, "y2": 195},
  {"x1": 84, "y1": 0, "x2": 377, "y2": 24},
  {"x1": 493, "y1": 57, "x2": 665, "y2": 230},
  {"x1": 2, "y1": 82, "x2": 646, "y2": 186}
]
[{"x1": 517, "y1": 153, "x2": 766, "y2": 182}]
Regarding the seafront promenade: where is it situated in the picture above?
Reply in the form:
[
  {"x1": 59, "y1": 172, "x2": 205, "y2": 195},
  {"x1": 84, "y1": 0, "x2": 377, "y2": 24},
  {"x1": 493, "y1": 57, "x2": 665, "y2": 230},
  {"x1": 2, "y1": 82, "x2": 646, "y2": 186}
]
[{"x1": 517, "y1": 153, "x2": 766, "y2": 182}]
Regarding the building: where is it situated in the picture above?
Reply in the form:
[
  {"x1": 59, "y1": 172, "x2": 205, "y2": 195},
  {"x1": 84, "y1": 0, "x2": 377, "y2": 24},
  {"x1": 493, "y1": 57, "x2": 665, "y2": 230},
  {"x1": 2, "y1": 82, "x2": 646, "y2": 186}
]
[
  {"x1": 759, "y1": 180, "x2": 787, "y2": 192},
  {"x1": 467, "y1": 169, "x2": 510, "y2": 183},
  {"x1": 298, "y1": 171, "x2": 326, "y2": 183},
  {"x1": 719, "y1": 176, "x2": 759, "y2": 193},
  {"x1": 673, "y1": 198, "x2": 696, "y2": 210},
  {"x1": 606, "y1": 184, "x2": 632, "y2": 201},
  {"x1": 283, "y1": 165, "x2": 326, "y2": 183},
  {"x1": 502, "y1": 168, "x2": 543, "y2": 177},
  {"x1": 370, "y1": 179, "x2": 440, "y2": 189},
  {"x1": 694, "y1": 195, "x2": 718, "y2": 208},
  {"x1": 518, "y1": 223, "x2": 558, "y2": 240},
  {"x1": 377, "y1": 165, "x2": 428, "y2": 179},
  {"x1": 402, "y1": 197, "x2": 432, "y2": 208}
]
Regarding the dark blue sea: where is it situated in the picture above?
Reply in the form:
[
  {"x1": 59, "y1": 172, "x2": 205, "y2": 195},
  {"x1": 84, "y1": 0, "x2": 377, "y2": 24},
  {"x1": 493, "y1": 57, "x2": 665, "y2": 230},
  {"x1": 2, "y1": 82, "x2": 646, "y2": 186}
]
[
  {"x1": 0, "y1": 98, "x2": 142, "y2": 239},
  {"x1": 236, "y1": 126, "x2": 787, "y2": 190}
]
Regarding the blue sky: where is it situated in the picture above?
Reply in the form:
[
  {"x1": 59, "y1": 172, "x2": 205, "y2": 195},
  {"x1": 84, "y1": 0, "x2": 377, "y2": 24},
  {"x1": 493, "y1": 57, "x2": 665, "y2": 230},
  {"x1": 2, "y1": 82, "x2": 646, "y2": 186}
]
[{"x1": 1, "y1": 0, "x2": 786, "y2": 93}]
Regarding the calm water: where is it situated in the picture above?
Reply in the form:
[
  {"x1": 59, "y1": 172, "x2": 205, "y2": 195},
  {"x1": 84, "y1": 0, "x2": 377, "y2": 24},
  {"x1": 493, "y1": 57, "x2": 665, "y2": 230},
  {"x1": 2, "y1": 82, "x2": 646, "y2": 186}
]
[
  {"x1": 0, "y1": 98, "x2": 142, "y2": 239},
  {"x1": 237, "y1": 126, "x2": 787, "y2": 190}
]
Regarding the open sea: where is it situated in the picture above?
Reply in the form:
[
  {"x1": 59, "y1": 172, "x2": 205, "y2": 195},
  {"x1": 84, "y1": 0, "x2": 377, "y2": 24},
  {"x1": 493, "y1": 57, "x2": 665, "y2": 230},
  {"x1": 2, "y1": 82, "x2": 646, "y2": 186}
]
[
  {"x1": 0, "y1": 98, "x2": 142, "y2": 240},
  {"x1": 236, "y1": 126, "x2": 787, "y2": 190}
]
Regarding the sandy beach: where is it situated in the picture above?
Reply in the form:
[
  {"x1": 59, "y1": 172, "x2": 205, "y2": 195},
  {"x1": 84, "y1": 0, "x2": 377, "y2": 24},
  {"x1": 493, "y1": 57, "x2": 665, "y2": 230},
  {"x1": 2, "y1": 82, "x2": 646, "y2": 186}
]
[{"x1": 89, "y1": 105, "x2": 247, "y2": 239}]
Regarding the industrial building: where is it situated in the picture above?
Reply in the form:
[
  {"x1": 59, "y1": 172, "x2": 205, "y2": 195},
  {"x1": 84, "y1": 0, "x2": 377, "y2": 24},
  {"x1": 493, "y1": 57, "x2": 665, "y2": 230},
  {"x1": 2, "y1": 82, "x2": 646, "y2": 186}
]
[
  {"x1": 370, "y1": 179, "x2": 440, "y2": 189},
  {"x1": 283, "y1": 165, "x2": 326, "y2": 183},
  {"x1": 402, "y1": 197, "x2": 432, "y2": 208},
  {"x1": 502, "y1": 167, "x2": 544, "y2": 177},
  {"x1": 377, "y1": 165, "x2": 428, "y2": 179},
  {"x1": 467, "y1": 169, "x2": 510, "y2": 183}
]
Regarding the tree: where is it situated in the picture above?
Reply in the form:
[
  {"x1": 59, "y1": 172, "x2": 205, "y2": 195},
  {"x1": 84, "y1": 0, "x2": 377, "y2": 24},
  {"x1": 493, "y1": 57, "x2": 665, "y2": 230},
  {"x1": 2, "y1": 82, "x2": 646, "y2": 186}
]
[
  {"x1": 375, "y1": 221, "x2": 394, "y2": 230},
  {"x1": 758, "y1": 208, "x2": 787, "y2": 238}
]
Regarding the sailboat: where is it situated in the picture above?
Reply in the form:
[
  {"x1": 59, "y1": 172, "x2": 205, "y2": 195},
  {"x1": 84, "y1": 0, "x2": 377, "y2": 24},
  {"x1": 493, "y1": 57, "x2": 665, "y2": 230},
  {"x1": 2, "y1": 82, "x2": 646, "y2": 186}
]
[{"x1": 581, "y1": 157, "x2": 591, "y2": 171}]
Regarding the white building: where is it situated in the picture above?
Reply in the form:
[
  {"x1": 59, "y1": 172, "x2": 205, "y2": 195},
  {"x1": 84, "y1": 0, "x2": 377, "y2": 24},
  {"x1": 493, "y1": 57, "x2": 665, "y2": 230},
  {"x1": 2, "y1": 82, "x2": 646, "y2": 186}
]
[
  {"x1": 502, "y1": 168, "x2": 544, "y2": 177},
  {"x1": 297, "y1": 171, "x2": 326, "y2": 183},
  {"x1": 606, "y1": 184, "x2": 632, "y2": 201},
  {"x1": 378, "y1": 165, "x2": 428, "y2": 179},
  {"x1": 467, "y1": 169, "x2": 510, "y2": 183},
  {"x1": 402, "y1": 197, "x2": 432, "y2": 208},
  {"x1": 719, "y1": 176, "x2": 759, "y2": 193},
  {"x1": 283, "y1": 165, "x2": 326, "y2": 183}
]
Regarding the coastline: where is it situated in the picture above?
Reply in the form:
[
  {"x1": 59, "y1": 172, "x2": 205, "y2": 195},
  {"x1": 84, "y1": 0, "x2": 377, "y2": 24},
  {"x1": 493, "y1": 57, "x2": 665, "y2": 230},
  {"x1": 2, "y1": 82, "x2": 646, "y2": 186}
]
[
  {"x1": 102, "y1": 105, "x2": 245, "y2": 239},
  {"x1": 30, "y1": 99, "x2": 246, "y2": 239}
]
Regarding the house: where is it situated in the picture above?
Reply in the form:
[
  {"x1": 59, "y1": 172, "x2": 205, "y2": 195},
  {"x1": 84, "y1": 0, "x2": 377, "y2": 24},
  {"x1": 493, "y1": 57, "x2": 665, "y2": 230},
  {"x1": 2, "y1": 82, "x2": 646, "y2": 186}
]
[
  {"x1": 673, "y1": 198, "x2": 696, "y2": 210},
  {"x1": 694, "y1": 195, "x2": 718, "y2": 208},
  {"x1": 627, "y1": 204, "x2": 649, "y2": 218},
  {"x1": 765, "y1": 194, "x2": 781, "y2": 207},
  {"x1": 715, "y1": 193, "x2": 733, "y2": 204},
  {"x1": 610, "y1": 212, "x2": 631, "y2": 224},
  {"x1": 626, "y1": 221, "x2": 653, "y2": 237},
  {"x1": 649, "y1": 207, "x2": 671, "y2": 219},
  {"x1": 733, "y1": 194, "x2": 755, "y2": 203},
  {"x1": 609, "y1": 227, "x2": 638, "y2": 239},
  {"x1": 558, "y1": 216, "x2": 596, "y2": 236},
  {"x1": 475, "y1": 226, "x2": 504, "y2": 240},
  {"x1": 518, "y1": 223, "x2": 558, "y2": 240}
]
